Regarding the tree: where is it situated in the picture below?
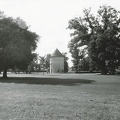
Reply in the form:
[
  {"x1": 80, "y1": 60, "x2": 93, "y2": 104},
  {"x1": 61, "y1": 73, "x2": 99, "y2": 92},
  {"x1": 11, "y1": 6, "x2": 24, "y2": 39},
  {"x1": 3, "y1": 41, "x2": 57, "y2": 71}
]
[
  {"x1": 29, "y1": 54, "x2": 40, "y2": 72},
  {"x1": 79, "y1": 56, "x2": 90, "y2": 71},
  {"x1": 15, "y1": 53, "x2": 38, "y2": 73},
  {"x1": 0, "y1": 12, "x2": 39, "y2": 78},
  {"x1": 39, "y1": 54, "x2": 51, "y2": 73},
  {"x1": 68, "y1": 5, "x2": 120, "y2": 74},
  {"x1": 68, "y1": 41, "x2": 79, "y2": 71},
  {"x1": 44, "y1": 54, "x2": 51, "y2": 70},
  {"x1": 62, "y1": 53, "x2": 69, "y2": 73}
]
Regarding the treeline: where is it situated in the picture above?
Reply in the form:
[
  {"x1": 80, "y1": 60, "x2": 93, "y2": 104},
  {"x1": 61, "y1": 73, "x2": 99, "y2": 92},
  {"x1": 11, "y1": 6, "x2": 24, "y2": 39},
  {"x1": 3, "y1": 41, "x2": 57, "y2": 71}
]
[{"x1": 68, "y1": 5, "x2": 120, "y2": 75}]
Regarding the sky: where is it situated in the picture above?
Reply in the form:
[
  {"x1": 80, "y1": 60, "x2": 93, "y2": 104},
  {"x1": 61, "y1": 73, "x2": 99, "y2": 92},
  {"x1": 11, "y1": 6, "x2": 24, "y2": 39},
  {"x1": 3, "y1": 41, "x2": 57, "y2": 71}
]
[{"x1": 0, "y1": 0, "x2": 119, "y2": 67}]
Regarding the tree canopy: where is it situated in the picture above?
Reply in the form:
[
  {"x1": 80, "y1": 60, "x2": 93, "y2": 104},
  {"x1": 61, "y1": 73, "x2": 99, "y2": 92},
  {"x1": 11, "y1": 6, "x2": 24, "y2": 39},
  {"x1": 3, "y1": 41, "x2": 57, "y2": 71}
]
[
  {"x1": 0, "y1": 11, "x2": 39, "y2": 78},
  {"x1": 68, "y1": 5, "x2": 120, "y2": 74}
]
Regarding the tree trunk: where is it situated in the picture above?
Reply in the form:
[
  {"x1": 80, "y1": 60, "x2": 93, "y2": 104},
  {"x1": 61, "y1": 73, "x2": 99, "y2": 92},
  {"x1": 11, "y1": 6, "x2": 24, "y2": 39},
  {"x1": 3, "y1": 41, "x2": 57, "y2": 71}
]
[
  {"x1": 99, "y1": 61, "x2": 108, "y2": 75},
  {"x1": 3, "y1": 68, "x2": 8, "y2": 78},
  {"x1": 101, "y1": 69, "x2": 108, "y2": 75},
  {"x1": 100, "y1": 65, "x2": 108, "y2": 75}
]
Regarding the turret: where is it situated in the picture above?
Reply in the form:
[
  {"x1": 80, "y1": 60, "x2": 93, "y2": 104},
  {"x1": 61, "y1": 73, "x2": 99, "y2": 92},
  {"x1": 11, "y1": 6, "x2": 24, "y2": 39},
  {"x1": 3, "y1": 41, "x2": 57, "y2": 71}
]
[{"x1": 50, "y1": 49, "x2": 64, "y2": 73}]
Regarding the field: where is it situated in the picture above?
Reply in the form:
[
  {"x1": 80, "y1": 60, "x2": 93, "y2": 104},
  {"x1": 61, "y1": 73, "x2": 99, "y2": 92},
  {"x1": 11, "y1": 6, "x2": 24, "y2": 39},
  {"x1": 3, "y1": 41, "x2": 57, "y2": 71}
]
[{"x1": 0, "y1": 72, "x2": 120, "y2": 120}]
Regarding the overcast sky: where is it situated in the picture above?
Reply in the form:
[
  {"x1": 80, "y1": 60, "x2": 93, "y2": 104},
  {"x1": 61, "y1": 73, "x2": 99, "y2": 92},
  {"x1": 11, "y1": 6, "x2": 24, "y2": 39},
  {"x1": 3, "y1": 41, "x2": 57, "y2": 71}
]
[{"x1": 0, "y1": 0, "x2": 119, "y2": 67}]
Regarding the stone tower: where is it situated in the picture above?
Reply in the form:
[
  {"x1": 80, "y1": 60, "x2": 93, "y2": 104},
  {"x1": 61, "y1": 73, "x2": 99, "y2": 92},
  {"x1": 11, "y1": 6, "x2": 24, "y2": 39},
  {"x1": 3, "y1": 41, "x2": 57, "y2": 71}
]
[{"x1": 50, "y1": 49, "x2": 64, "y2": 73}]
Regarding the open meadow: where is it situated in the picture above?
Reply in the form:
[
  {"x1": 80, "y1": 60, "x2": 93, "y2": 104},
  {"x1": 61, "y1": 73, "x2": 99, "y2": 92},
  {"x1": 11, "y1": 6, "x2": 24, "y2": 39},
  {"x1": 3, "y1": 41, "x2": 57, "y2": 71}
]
[{"x1": 0, "y1": 72, "x2": 120, "y2": 120}]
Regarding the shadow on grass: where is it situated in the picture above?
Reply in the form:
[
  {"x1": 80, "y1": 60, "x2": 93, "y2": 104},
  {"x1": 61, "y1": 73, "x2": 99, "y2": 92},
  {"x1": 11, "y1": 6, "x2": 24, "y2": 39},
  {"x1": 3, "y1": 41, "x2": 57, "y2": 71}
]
[{"x1": 0, "y1": 77, "x2": 95, "y2": 86}]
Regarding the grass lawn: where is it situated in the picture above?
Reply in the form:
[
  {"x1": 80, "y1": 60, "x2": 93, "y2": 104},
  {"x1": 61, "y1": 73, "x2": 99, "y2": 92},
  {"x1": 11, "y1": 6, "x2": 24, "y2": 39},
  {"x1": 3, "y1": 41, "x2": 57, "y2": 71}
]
[{"x1": 0, "y1": 72, "x2": 120, "y2": 120}]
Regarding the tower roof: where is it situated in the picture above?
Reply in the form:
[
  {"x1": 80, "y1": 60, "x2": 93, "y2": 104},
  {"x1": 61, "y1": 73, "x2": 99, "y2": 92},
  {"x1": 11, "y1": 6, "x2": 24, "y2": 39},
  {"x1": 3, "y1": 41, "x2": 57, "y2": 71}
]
[{"x1": 51, "y1": 49, "x2": 63, "y2": 57}]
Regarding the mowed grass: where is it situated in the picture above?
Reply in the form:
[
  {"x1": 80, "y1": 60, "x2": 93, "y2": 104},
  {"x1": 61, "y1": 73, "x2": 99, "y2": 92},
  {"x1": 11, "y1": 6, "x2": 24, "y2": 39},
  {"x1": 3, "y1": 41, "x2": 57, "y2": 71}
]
[{"x1": 0, "y1": 73, "x2": 120, "y2": 120}]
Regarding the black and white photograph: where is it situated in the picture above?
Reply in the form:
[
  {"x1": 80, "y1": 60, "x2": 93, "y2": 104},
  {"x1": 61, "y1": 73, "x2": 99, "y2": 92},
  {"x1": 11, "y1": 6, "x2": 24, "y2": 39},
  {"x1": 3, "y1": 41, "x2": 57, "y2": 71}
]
[{"x1": 0, "y1": 0, "x2": 120, "y2": 119}]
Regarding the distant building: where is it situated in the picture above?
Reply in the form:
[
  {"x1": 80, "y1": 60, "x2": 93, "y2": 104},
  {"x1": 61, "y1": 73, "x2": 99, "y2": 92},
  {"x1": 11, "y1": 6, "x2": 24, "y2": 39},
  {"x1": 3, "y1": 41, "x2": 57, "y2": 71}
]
[{"x1": 50, "y1": 49, "x2": 64, "y2": 73}]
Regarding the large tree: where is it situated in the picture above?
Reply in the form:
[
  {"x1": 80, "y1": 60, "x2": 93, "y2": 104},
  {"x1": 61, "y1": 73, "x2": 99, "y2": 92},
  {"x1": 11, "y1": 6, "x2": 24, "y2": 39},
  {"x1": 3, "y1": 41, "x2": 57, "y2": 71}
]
[
  {"x1": 0, "y1": 12, "x2": 39, "y2": 78},
  {"x1": 68, "y1": 5, "x2": 120, "y2": 74}
]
